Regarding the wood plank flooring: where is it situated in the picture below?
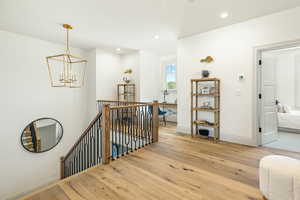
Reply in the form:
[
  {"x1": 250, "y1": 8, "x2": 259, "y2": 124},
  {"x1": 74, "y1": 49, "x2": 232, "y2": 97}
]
[{"x1": 18, "y1": 124, "x2": 300, "y2": 200}]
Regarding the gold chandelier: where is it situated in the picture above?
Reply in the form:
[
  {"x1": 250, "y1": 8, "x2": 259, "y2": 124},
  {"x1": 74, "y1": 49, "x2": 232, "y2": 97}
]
[{"x1": 46, "y1": 24, "x2": 87, "y2": 88}]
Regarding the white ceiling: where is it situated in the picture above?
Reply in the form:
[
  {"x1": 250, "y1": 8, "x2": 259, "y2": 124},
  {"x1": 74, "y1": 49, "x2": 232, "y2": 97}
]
[{"x1": 1, "y1": 0, "x2": 300, "y2": 55}]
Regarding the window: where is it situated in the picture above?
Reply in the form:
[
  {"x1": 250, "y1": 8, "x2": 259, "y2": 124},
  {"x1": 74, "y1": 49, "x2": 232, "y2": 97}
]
[{"x1": 165, "y1": 64, "x2": 176, "y2": 90}]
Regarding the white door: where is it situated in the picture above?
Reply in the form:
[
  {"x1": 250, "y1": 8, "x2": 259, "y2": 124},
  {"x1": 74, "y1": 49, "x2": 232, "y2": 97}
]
[{"x1": 260, "y1": 55, "x2": 278, "y2": 145}]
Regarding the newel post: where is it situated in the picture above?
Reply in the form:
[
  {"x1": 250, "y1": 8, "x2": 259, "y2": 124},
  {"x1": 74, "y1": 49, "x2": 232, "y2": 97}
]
[
  {"x1": 102, "y1": 104, "x2": 111, "y2": 164},
  {"x1": 152, "y1": 100, "x2": 159, "y2": 142},
  {"x1": 60, "y1": 156, "x2": 65, "y2": 179}
]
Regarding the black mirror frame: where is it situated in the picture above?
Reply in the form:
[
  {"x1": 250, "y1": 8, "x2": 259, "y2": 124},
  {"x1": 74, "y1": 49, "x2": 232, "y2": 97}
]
[{"x1": 21, "y1": 117, "x2": 64, "y2": 153}]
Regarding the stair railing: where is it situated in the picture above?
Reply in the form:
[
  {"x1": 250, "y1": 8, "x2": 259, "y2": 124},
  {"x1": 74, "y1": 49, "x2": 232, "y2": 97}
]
[
  {"x1": 60, "y1": 100, "x2": 159, "y2": 179},
  {"x1": 60, "y1": 112, "x2": 102, "y2": 179}
]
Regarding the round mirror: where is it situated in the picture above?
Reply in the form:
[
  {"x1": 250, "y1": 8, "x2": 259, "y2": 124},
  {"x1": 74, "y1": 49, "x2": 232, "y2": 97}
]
[{"x1": 21, "y1": 118, "x2": 63, "y2": 153}]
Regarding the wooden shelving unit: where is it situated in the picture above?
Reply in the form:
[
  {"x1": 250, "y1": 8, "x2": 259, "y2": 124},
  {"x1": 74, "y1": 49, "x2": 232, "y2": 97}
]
[
  {"x1": 117, "y1": 84, "x2": 136, "y2": 102},
  {"x1": 191, "y1": 78, "x2": 220, "y2": 140}
]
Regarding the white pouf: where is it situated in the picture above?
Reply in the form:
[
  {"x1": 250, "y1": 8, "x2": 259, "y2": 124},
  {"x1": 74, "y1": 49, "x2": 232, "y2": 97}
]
[{"x1": 259, "y1": 155, "x2": 300, "y2": 200}]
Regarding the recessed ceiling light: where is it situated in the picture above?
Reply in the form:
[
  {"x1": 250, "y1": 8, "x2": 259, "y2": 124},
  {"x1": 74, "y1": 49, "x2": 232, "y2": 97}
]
[
  {"x1": 220, "y1": 12, "x2": 229, "y2": 19},
  {"x1": 154, "y1": 35, "x2": 160, "y2": 39},
  {"x1": 116, "y1": 48, "x2": 121, "y2": 51}
]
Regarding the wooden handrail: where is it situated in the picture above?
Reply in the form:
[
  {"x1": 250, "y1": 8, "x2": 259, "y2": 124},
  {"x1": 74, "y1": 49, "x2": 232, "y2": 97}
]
[
  {"x1": 110, "y1": 104, "x2": 149, "y2": 110},
  {"x1": 97, "y1": 99, "x2": 176, "y2": 107},
  {"x1": 97, "y1": 99, "x2": 149, "y2": 104},
  {"x1": 63, "y1": 112, "x2": 102, "y2": 161}
]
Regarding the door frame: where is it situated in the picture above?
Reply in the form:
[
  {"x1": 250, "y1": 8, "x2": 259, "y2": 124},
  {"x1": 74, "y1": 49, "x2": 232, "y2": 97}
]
[{"x1": 254, "y1": 39, "x2": 300, "y2": 146}]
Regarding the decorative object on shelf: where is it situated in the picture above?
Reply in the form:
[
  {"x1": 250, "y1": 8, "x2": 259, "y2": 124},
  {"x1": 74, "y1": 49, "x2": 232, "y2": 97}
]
[
  {"x1": 202, "y1": 70, "x2": 210, "y2": 78},
  {"x1": 117, "y1": 84, "x2": 136, "y2": 102},
  {"x1": 123, "y1": 77, "x2": 130, "y2": 84},
  {"x1": 201, "y1": 86, "x2": 210, "y2": 94},
  {"x1": 201, "y1": 101, "x2": 213, "y2": 109},
  {"x1": 200, "y1": 56, "x2": 214, "y2": 63},
  {"x1": 163, "y1": 89, "x2": 169, "y2": 102},
  {"x1": 198, "y1": 129, "x2": 209, "y2": 137},
  {"x1": 46, "y1": 24, "x2": 87, "y2": 88},
  {"x1": 21, "y1": 118, "x2": 63, "y2": 153},
  {"x1": 191, "y1": 78, "x2": 220, "y2": 141},
  {"x1": 123, "y1": 68, "x2": 133, "y2": 84}
]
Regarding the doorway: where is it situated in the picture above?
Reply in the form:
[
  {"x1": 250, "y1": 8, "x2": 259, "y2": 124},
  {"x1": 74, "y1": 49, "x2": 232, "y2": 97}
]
[{"x1": 257, "y1": 43, "x2": 300, "y2": 152}]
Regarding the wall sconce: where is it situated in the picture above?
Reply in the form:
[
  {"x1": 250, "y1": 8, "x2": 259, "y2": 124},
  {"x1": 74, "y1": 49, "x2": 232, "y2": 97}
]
[{"x1": 200, "y1": 56, "x2": 214, "y2": 63}]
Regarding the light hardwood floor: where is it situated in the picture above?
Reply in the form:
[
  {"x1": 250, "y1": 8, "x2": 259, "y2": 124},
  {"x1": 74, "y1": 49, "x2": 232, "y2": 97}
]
[{"x1": 18, "y1": 124, "x2": 300, "y2": 200}]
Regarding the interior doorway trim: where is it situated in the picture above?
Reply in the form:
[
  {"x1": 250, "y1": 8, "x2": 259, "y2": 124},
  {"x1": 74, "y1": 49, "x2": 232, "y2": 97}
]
[{"x1": 253, "y1": 39, "x2": 300, "y2": 146}]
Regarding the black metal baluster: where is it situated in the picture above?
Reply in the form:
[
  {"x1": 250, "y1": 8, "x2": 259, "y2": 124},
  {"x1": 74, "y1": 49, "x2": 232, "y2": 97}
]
[
  {"x1": 148, "y1": 105, "x2": 151, "y2": 144},
  {"x1": 75, "y1": 147, "x2": 78, "y2": 174},
  {"x1": 92, "y1": 124, "x2": 95, "y2": 165},
  {"x1": 69, "y1": 161, "x2": 72, "y2": 177},
  {"x1": 89, "y1": 131, "x2": 92, "y2": 168},
  {"x1": 125, "y1": 108, "x2": 129, "y2": 154},
  {"x1": 93, "y1": 124, "x2": 96, "y2": 165},
  {"x1": 115, "y1": 109, "x2": 118, "y2": 158},
  {"x1": 117, "y1": 109, "x2": 120, "y2": 158},
  {"x1": 142, "y1": 106, "x2": 145, "y2": 147},
  {"x1": 130, "y1": 106, "x2": 134, "y2": 152},
  {"x1": 81, "y1": 140, "x2": 84, "y2": 171},
  {"x1": 151, "y1": 106, "x2": 154, "y2": 143},
  {"x1": 111, "y1": 110, "x2": 115, "y2": 160},
  {"x1": 78, "y1": 146, "x2": 82, "y2": 173},
  {"x1": 96, "y1": 120, "x2": 99, "y2": 164},
  {"x1": 86, "y1": 132, "x2": 89, "y2": 169},
  {"x1": 121, "y1": 108, "x2": 124, "y2": 156},
  {"x1": 71, "y1": 159, "x2": 74, "y2": 175},
  {"x1": 74, "y1": 151, "x2": 77, "y2": 174},
  {"x1": 147, "y1": 106, "x2": 149, "y2": 144},
  {"x1": 144, "y1": 106, "x2": 148, "y2": 145},
  {"x1": 134, "y1": 107, "x2": 138, "y2": 150},
  {"x1": 83, "y1": 136, "x2": 87, "y2": 170},
  {"x1": 138, "y1": 106, "x2": 142, "y2": 149}
]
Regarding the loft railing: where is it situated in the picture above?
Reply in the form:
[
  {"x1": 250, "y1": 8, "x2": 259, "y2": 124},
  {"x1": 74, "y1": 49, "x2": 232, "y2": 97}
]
[
  {"x1": 60, "y1": 100, "x2": 159, "y2": 179},
  {"x1": 102, "y1": 102, "x2": 159, "y2": 164}
]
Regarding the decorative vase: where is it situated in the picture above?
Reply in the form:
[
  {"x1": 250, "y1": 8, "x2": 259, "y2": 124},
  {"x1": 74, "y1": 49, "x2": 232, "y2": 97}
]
[{"x1": 202, "y1": 70, "x2": 210, "y2": 78}]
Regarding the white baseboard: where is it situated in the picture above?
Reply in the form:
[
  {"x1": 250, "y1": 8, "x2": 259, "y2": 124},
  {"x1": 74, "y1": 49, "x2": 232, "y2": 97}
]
[
  {"x1": 5, "y1": 178, "x2": 58, "y2": 200},
  {"x1": 176, "y1": 125, "x2": 256, "y2": 146},
  {"x1": 176, "y1": 126, "x2": 190, "y2": 134},
  {"x1": 221, "y1": 134, "x2": 257, "y2": 146}
]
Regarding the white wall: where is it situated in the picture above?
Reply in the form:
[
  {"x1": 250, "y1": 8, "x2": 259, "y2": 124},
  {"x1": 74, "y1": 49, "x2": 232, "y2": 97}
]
[
  {"x1": 264, "y1": 49, "x2": 300, "y2": 109},
  {"x1": 96, "y1": 49, "x2": 122, "y2": 100},
  {"x1": 120, "y1": 52, "x2": 140, "y2": 101},
  {"x1": 0, "y1": 30, "x2": 88, "y2": 199},
  {"x1": 139, "y1": 51, "x2": 161, "y2": 102},
  {"x1": 296, "y1": 55, "x2": 300, "y2": 108},
  {"x1": 85, "y1": 49, "x2": 97, "y2": 123},
  {"x1": 177, "y1": 7, "x2": 300, "y2": 145}
]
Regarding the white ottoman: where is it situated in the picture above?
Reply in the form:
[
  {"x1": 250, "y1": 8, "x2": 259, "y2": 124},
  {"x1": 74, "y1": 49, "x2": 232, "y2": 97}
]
[{"x1": 260, "y1": 155, "x2": 300, "y2": 200}]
